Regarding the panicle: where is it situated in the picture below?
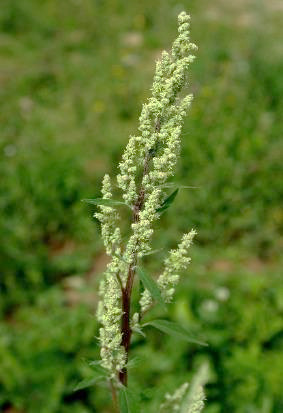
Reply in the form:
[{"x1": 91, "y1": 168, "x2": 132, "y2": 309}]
[
  {"x1": 140, "y1": 229, "x2": 196, "y2": 313},
  {"x1": 117, "y1": 11, "x2": 196, "y2": 205},
  {"x1": 124, "y1": 188, "x2": 161, "y2": 264},
  {"x1": 94, "y1": 174, "x2": 122, "y2": 255},
  {"x1": 97, "y1": 260, "x2": 126, "y2": 377},
  {"x1": 96, "y1": 11, "x2": 198, "y2": 385},
  {"x1": 158, "y1": 229, "x2": 197, "y2": 302}
]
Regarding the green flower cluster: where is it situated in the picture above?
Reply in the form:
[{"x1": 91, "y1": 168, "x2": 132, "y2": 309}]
[
  {"x1": 95, "y1": 11, "x2": 198, "y2": 382},
  {"x1": 117, "y1": 12, "x2": 197, "y2": 204},
  {"x1": 96, "y1": 261, "x2": 126, "y2": 376},
  {"x1": 160, "y1": 364, "x2": 208, "y2": 413},
  {"x1": 94, "y1": 175, "x2": 121, "y2": 256},
  {"x1": 140, "y1": 229, "x2": 197, "y2": 313},
  {"x1": 160, "y1": 382, "x2": 189, "y2": 412}
]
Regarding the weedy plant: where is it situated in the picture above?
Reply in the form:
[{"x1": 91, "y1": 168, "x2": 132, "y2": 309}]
[{"x1": 85, "y1": 12, "x2": 208, "y2": 412}]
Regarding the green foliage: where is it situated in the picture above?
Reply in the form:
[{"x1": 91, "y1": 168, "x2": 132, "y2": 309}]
[
  {"x1": 0, "y1": 286, "x2": 100, "y2": 412},
  {"x1": 1, "y1": 0, "x2": 282, "y2": 412},
  {"x1": 137, "y1": 268, "x2": 165, "y2": 309},
  {"x1": 0, "y1": 137, "x2": 97, "y2": 313},
  {"x1": 119, "y1": 387, "x2": 131, "y2": 413},
  {"x1": 157, "y1": 189, "x2": 179, "y2": 213},
  {"x1": 119, "y1": 386, "x2": 141, "y2": 413},
  {"x1": 144, "y1": 319, "x2": 207, "y2": 346}
]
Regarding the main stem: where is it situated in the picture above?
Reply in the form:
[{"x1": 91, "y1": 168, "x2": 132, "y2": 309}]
[
  {"x1": 119, "y1": 121, "x2": 160, "y2": 386},
  {"x1": 110, "y1": 380, "x2": 119, "y2": 412}
]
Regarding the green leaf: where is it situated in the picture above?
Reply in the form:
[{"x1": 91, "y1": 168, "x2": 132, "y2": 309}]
[
  {"x1": 74, "y1": 361, "x2": 107, "y2": 391},
  {"x1": 161, "y1": 183, "x2": 199, "y2": 189},
  {"x1": 74, "y1": 376, "x2": 104, "y2": 391},
  {"x1": 88, "y1": 361, "x2": 108, "y2": 375},
  {"x1": 144, "y1": 319, "x2": 207, "y2": 346},
  {"x1": 82, "y1": 198, "x2": 128, "y2": 207},
  {"x1": 87, "y1": 360, "x2": 101, "y2": 366},
  {"x1": 137, "y1": 268, "x2": 166, "y2": 310},
  {"x1": 119, "y1": 387, "x2": 131, "y2": 413},
  {"x1": 143, "y1": 248, "x2": 163, "y2": 256},
  {"x1": 132, "y1": 326, "x2": 146, "y2": 338},
  {"x1": 126, "y1": 356, "x2": 143, "y2": 369},
  {"x1": 157, "y1": 188, "x2": 179, "y2": 212},
  {"x1": 118, "y1": 386, "x2": 140, "y2": 412}
]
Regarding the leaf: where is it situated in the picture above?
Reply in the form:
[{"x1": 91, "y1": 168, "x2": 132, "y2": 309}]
[
  {"x1": 119, "y1": 387, "x2": 131, "y2": 413},
  {"x1": 126, "y1": 356, "x2": 143, "y2": 369},
  {"x1": 137, "y1": 268, "x2": 166, "y2": 310},
  {"x1": 88, "y1": 361, "x2": 108, "y2": 375},
  {"x1": 82, "y1": 198, "x2": 128, "y2": 207},
  {"x1": 157, "y1": 188, "x2": 179, "y2": 212},
  {"x1": 87, "y1": 360, "x2": 101, "y2": 366},
  {"x1": 74, "y1": 361, "x2": 107, "y2": 391},
  {"x1": 118, "y1": 386, "x2": 140, "y2": 413},
  {"x1": 179, "y1": 185, "x2": 199, "y2": 189},
  {"x1": 132, "y1": 326, "x2": 146, "y2": 338},
  {"x1": 143, "y1": 248, "x2": 163, "y2": 256},
  {"x1": 161, "y1": 183, "x2": 199, "y2": 189},
  {"x1": 74, "y1": 376, "x2": 104, "y2": 391},
  {"x1": 144, "y1": 319, "x2": 207, "y2": 346}
]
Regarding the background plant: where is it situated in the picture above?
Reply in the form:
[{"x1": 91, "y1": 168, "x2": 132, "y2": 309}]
[{"x1": 0, "y1": 0, "x2": 282, "y2": 412}]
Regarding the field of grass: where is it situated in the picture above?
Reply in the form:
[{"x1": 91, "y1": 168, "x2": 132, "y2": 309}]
[{"x1": 0, "y1": 0, "x2": 282, "y2": 412}]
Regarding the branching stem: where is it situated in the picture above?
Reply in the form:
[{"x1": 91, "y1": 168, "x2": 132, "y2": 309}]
[{"x1": 119, "y1": 121, "x2": 160, "y2": 386}]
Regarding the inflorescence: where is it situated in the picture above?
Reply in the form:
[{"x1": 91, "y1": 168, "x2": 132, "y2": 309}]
[{"x1": 95, "y1": 11, "x2": 198, "y2": 388}]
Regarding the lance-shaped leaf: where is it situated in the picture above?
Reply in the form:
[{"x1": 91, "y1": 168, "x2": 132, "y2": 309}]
[
  {"x1": 74, "y1": 376, "x2": 104, "y2": 391},
  {"x1": 119, "y1": 387, "x2": 131, "y2": 413},
  {"x1": 88, "y1": 361, "x2": 108, "y2": 375},
  {"x1": 74, "y1": 361, "x2": 107, "y2": 391},
  {"x1": 144, "y1": 319, "x2": 207, "y2": 346},
  {"x1": 82, "y1": 198, "x2": 128, "y2": 207},
  {"x1": 132, "y1": 325, "x2": 146, "y2": 338},
  {"x1": 126, "y1": 356, "x2": 143, "y2": 369},
  {"x1": 118, "y1": 386, "x2": 140, "y2": 413},
  {"x1": 157, "y1": 188, "x2": 179, "y2": 213},
  {"x1": 143, "y1": 248, "x2": 163, "y2": 256},
  {"x1": 137, "y1": 268, "x2": 166, "y2": 310},
  {"x1": 161, "y1": 183, "x2": 199, "y2": 189}
]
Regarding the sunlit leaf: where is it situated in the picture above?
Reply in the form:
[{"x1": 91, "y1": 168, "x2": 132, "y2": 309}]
[
  {"x1": 143, "y1": 248, "x2": 163, "y2": 256},
  {"x1": 82, "y1": 198, "x2": 128, "y2": 207}
]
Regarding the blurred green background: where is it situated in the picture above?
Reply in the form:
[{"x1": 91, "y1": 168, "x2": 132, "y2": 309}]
[{"x1": 0, "y1": 0, "x2": 282, "y2": 412}]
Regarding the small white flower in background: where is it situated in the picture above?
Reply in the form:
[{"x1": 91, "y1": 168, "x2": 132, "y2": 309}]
[
  {"x1": 215, "y1": 286, "x2": 230, "y2": 301},
  {"x1": 4, "y1": 145, "x2": 17, "y2": 157},
  {"x1": 201, "y1": 299, "x2": 219, "y2": 314}
]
